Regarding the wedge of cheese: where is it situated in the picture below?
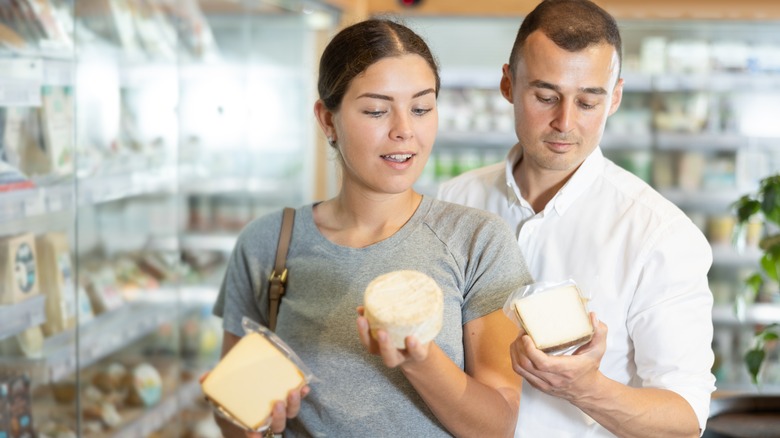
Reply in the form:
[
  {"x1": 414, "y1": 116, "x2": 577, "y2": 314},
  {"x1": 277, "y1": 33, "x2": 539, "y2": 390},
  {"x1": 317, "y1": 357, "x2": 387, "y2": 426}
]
[
  {"x1": 513, "y1": 284, "x2": 593, "y2": 353},
  {"x1": 202, "y1": 332, "x2": 304, "y2": 430},
  {"x1": 363, "y1": 270, "x2": 443, "y2": 349}
]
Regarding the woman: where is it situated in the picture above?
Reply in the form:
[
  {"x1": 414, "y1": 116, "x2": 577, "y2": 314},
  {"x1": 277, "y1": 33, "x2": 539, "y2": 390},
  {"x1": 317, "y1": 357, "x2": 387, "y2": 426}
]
[{"x1": 213, "y1": 18, "x2": 532, "y2": 437}]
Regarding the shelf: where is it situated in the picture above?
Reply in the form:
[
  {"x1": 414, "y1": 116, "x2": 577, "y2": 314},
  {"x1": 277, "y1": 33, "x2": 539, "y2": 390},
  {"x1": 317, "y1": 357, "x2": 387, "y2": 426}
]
[
  {"x1": 0, "y1": 295, "x2": 46, "y2": 341},
  {"x1": 652, "y1": 72, "x2": 780, "y2": 92},
  {"x1": 435, "y1": 130, "x2": 515, "y2": 149},
  {"x1": 0, "y1": 165, "x2": 178, "y2": 223},
  {"x1": 711, "y1": 244, "x2": 762, "y2": 267},
  {"x1": 713, "y1": 303, "x2": 780, "y2": 326},
  {"x1": 0, "y1": 297, "x2": 180, "y2": 383},
  {"x1": 655, "y1": 132, "x2": 745, "y2": 151},
  {"x1": 110, "y1": 378, "x2": 202, "y2": 438},
  {"x1": 181, "y1": 233, "x2": 238, "y2": 253},
  {"x1": 659, "y1": 188, "x2": 744, "y2": 213}
]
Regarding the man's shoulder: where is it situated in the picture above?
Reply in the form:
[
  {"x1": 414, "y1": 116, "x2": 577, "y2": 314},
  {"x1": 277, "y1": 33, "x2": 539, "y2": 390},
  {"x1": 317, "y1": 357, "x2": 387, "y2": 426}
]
[{"x1": 601, "y1": 160, "x2": 688, "y2": 221}]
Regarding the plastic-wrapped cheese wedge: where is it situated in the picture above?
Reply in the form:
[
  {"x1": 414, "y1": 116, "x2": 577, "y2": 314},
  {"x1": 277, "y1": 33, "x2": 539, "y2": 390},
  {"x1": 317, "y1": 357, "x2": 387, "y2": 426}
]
[
  {"x1": 513, "y1": 284, "x2": 593, "y2": 354},
  {"x1": 202, "y1": 331, "x2": 306, "y2": 431},
  {"x1": 364, "y1": 270, "x2": 443, "y2": 349}
]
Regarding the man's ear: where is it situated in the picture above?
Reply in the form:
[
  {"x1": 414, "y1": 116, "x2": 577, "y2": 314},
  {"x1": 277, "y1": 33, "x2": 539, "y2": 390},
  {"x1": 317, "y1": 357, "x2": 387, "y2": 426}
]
[
  {"x1": 313, "y1": 100, "x2": 336, "y2": 140},
  {"x1": 500, "y1": 64, "x2": 514, "y2": 104},
  {"x1": 608, "y1": 78, "x2": 624, "y2": 117}
]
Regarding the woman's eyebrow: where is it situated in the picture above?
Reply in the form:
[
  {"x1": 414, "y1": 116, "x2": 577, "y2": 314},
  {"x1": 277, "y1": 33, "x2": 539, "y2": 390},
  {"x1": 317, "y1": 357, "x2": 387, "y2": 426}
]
[{"x1": 357, "y1": 88, "x2": 436, "y2": 101}]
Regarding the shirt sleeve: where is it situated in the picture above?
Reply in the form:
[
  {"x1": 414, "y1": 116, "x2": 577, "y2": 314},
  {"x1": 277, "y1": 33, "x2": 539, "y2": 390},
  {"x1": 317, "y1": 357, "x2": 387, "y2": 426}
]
[
  {"x1": 213, "y1": 221, "x2": 270, "y2": 337},
  {"x1": 460, "y1": 215, "x2": 534, "y2": 324},
  {"x1": 627, "y1": 215, "x2": 717, "y2": 432}
]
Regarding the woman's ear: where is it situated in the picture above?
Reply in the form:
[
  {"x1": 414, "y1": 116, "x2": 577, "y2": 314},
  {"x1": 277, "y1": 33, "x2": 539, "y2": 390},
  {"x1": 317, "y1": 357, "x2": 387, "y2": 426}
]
[{"x1": 314, "y1": 100, "x2": 336, "y2": 142}]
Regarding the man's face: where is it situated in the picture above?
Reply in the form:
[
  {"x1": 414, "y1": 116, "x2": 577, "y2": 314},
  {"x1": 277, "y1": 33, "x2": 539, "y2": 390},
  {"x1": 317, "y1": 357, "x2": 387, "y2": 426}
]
[{"x1": 501, "y1": 31, "x2": 623, "y2": 175}]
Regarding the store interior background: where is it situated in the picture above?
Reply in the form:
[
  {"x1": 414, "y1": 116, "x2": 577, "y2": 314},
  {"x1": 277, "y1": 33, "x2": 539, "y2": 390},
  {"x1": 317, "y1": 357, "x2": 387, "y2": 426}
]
[{"x1": 0, "y1": 0, "x2": 779, "y2": 436}]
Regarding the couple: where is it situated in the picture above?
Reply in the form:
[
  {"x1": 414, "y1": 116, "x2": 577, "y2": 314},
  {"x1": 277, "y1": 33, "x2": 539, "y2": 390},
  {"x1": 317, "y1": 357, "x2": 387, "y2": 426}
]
[{"x1": 213, "y1": 0, "x2": 716, "y2": 437}]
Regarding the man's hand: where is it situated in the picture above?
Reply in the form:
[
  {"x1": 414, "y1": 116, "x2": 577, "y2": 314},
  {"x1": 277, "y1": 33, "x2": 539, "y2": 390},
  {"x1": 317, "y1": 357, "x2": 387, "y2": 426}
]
[{"x1": 509, "y1": 312, "x2": 607, "y2": 403}]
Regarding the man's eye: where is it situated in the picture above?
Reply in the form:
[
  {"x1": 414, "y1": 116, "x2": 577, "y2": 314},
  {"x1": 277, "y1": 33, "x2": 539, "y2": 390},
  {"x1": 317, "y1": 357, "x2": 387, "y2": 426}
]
[
  {"x1": 578, "y1": 101, "x2": 597, "y2": 110},
  {"x1": 536, "y1": 95, "x2": 557, "y2": 104}
]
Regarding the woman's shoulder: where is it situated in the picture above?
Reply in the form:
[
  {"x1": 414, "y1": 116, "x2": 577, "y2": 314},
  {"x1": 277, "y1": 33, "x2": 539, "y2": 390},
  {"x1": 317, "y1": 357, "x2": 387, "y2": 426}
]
[{"x1": 425, "y1": 197, "x2": 510, "y2": 235}]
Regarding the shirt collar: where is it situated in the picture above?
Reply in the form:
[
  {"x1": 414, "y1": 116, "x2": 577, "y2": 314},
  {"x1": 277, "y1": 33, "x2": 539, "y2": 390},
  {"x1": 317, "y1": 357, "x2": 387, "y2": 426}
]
[{"x1": 503, "y1": 144, "x2": 605, "y2": 215}]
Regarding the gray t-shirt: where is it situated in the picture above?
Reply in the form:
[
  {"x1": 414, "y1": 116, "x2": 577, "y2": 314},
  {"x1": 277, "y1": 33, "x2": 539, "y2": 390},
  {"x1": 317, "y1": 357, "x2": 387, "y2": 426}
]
[{"x1": 213, "y1": 196, "x2": 532, "y2": 437}]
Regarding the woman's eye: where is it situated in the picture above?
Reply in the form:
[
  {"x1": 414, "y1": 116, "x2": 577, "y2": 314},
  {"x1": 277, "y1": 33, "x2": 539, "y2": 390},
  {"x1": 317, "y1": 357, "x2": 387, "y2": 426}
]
[
  {"x1": 364, "y1": 110, "x2": 386, "y2": 117},
  {"x1": 412, "y1": 107, "x2": 432, "y2": 116}
]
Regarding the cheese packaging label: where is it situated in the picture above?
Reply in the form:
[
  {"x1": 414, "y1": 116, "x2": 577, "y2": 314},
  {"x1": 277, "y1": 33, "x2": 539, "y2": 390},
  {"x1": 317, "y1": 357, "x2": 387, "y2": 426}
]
[{"x1": 0, "y1": 233, "x2": 39, "y2": 305}]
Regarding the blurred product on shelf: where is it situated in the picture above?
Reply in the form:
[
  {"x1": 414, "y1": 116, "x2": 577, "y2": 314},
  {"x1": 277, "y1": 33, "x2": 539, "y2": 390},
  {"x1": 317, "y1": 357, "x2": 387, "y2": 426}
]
[
  {"x1": 707, "y1": 215, "x2": 736, "y2": 245},
  {"x1": 0, "y1": 373, "x2": 34, "y2": 438},
  {"x1": 125, "y1": 362, "x2": 162, "y2": 408},
  {"x1": 0, "y1": 160, "x2": 34, "y2": 192},
  {"x1": 35, "y1": 232, "x2": 76, "y2": 336},
  {"x1": 0, "y1": 232, "x2": 39, "y2": 305},
  {"x1": 83, "y1": 263, "x2": 124, "y2": 315}
]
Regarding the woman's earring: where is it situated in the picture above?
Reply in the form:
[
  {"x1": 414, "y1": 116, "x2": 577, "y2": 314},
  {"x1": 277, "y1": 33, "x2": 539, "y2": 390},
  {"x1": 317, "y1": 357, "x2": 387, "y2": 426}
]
[{"x1": 327, "y1": 137, "x2": 336, "y2": 147}]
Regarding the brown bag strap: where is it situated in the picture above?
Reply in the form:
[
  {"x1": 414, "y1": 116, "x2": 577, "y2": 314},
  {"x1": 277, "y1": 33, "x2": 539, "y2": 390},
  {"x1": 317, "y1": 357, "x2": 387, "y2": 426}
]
[{"x1": 268, "y1": 207, "x2": 295, "y2": 332}]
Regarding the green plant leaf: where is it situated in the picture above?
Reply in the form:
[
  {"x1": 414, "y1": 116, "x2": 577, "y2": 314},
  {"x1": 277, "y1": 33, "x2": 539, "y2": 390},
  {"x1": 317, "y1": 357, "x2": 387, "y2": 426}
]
[
  {"x1": 761, "y1": 252, "x2": 780, "y2": 282},
  {"x1": 745, "y1": 348, "x2": 766, "y2": 385},
  {"x1": 761, "y1": 179, "x2": 780, "y2": 224},
  {"x1": 745, "y1": 273, "x2": 763, "y2": 296},
  {"x1": 732, "y1": 195, "x2": 761, "y2": 224}
]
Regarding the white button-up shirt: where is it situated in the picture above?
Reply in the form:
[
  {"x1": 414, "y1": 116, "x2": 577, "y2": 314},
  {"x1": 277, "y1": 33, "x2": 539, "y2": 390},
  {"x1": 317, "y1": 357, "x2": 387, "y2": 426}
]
[{"x1": 438, "y1": 144, "x2": 716, "y2": 438}]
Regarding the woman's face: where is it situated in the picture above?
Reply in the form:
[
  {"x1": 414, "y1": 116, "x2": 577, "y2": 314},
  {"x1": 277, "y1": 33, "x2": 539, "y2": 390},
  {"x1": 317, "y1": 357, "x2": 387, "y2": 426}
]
[{"x1": 330, "y1": 54, "x2": 438, "y2": 196}]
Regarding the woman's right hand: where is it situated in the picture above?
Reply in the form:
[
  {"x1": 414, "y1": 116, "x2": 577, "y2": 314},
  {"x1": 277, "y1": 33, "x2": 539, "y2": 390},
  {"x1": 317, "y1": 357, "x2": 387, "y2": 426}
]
[{"x1": 247, "y1": 385, "x2": 311, "y2": 437}]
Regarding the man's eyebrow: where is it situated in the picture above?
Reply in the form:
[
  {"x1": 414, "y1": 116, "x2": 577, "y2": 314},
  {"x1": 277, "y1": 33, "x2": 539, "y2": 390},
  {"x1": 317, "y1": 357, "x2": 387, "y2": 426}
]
[
  {"x1": 357, "y1": 88, "x2": 437, "y2": 101},
  {"x1": 529, "y1": 80, "x2": 607, "y2": 95}
]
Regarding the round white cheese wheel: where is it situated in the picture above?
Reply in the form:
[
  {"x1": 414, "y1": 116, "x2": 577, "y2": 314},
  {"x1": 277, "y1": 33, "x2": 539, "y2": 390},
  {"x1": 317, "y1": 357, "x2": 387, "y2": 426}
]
[{"x1": 363, "y1": 270, "x2": 443, "y2": 349}]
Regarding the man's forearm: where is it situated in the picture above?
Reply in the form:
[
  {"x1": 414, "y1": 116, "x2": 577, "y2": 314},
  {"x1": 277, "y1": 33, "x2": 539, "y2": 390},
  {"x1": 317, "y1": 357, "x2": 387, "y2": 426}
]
[{"x1": 572, "y1": 374, "x2": 700, "y2": 438}]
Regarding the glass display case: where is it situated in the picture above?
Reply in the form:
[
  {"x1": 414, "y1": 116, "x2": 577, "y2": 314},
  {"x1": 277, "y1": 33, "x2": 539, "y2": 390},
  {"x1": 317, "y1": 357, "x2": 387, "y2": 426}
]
[{"x1": 0, "y1": 0, "x2": 336, "y2": 436}]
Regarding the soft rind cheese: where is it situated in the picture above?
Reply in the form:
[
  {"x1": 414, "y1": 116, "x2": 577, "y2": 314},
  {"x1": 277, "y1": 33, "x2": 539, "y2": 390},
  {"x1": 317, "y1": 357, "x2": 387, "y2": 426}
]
[
  {"x1": 363, "y1": 270, "x2": 443, "y2": 349},
  {"x1": 202, "y1": 332, "x2": 305, "y2": 430},
  {"x1": 513, "y1": 284, "x2": 593, "y2": 353}
]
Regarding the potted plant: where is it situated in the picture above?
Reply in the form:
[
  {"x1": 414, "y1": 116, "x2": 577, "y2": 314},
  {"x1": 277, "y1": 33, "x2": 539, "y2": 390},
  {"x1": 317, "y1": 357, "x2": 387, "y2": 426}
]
[{"x1": 732, "y1": 174, "x2": 780, "y2": 385}]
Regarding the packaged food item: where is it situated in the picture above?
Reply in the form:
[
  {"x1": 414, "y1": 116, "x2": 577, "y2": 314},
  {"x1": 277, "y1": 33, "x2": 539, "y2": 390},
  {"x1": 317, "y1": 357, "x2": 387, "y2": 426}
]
[
  {"x1": 35, "y1": 232, "x2": 77, "y2": 336},
  {"x1": 0, "y1": 373, "x2": 34, "y2": 438},
  {"x1": 0, "y1": 233, "x2": 39, "y2": 305},
  {"x1": 125, "y1": 363, "x2": 162, "y2": 407},
  {"x1": 363, "y1": 270, "x2": 443, "y2": 349},
  {"x1": 201, "y1": 317, "x2": 314, "y2": 433},
  {"x1": 503, "y1": 280, "x2": 593, "y2": 355}
]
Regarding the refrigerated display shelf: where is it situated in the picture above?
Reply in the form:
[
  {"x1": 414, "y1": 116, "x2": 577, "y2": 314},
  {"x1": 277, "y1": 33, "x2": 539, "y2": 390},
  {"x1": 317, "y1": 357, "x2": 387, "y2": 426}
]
[
  {"x1": 711, "y1": 244, "x2": 762, "y2": 267},
  {"x1": 0, "y1": 295, "x2": 46, "y2": 341},
  {"x1": 0, "y1": 297, "x2": 180, "y2": 383},
  {"x1": 713, "y1": 303, "x2": 780, "y2": 326},
  {"x1": 0, "y1": 167, "x2": 178, "y2": 223},
  {"x1": 109, "y1": 378, "x2": 203, "y2": 438}
]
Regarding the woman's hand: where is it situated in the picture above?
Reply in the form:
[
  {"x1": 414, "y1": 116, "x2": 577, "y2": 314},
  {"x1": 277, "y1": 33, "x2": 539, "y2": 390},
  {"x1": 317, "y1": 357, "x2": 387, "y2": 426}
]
[
  {"x1": 200, "y1": 372, "x2": 310, "y2": 437},
  {"x1": 356, "y1": 306, "x2": 432, "y2": 368}
]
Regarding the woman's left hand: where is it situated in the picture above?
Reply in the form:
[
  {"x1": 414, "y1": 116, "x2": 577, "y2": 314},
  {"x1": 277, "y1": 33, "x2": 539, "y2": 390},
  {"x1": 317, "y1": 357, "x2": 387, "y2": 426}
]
[{"x1": 356, "y1": 306, "x2": 432, "y2": 368}]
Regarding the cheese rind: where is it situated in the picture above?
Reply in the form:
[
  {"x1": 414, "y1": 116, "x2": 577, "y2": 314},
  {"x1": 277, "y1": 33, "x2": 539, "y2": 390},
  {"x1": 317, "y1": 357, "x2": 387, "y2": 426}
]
[
  {"x1": 202, "y1": 332, "x2": 305, "y2": 430},
  {"x1": 363, "y1": 270, "x2": 443, "y2": 349},
  {"x1": 513, "y1": 284, "x2": 593, "y2": 353}
]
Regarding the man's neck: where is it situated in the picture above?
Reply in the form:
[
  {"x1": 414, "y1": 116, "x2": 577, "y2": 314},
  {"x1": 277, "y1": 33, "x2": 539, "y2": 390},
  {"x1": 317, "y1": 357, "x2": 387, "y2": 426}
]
[{"x1": 513, "y1": 158, "x2": 575, "y2": 214}]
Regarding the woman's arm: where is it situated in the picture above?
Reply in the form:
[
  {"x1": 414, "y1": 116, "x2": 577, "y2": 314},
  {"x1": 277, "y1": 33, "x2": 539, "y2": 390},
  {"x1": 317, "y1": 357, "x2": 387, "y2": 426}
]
[{"x1": 357, "y1": 308, "x2": 522, "y2": 438}]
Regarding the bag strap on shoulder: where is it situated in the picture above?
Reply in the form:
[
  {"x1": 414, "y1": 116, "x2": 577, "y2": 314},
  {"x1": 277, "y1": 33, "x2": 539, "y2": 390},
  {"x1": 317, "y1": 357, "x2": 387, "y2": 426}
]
[{"x1": 268, "y1": 207, "x2": 295, "y2": 332}]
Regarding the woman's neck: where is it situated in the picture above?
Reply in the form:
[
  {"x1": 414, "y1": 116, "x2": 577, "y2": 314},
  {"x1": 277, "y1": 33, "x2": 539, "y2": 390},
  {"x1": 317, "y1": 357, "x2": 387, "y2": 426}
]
[{"x1": 314, "y1": 189, "x2": 422, "y2": 248}]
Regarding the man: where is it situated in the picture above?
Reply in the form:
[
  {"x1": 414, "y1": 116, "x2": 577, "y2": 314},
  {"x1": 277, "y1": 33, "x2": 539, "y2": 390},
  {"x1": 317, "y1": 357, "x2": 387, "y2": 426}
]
[{"x1": 437, "y1": 1, "x2": 716, "y2": 437}]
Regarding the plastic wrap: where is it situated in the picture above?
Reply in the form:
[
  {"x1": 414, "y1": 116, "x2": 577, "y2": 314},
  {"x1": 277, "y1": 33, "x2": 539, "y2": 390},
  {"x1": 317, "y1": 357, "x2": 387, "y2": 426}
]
[
  {"x1": 502, "y1": 279, "x2": 593, "y2": 356},
  {"x1": 203, "y1": 316, "x2": 315, "y2": 433}
]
